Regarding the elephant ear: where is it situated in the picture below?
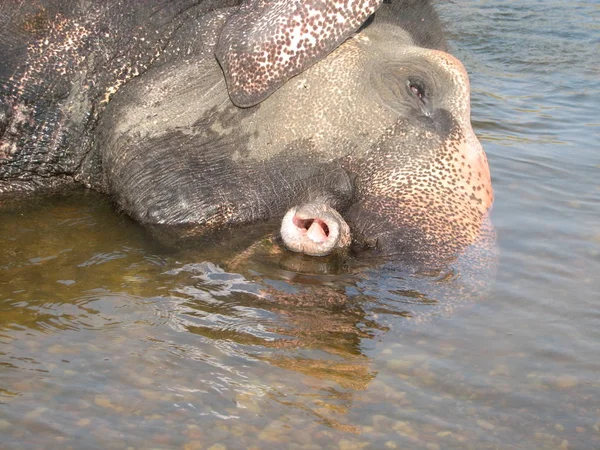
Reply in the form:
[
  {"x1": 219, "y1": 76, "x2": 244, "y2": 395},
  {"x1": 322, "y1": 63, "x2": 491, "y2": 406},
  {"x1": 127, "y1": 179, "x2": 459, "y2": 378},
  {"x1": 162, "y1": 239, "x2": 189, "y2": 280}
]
[{"x1": 216, "y1": 0, "x2": 383, "y2": 108}]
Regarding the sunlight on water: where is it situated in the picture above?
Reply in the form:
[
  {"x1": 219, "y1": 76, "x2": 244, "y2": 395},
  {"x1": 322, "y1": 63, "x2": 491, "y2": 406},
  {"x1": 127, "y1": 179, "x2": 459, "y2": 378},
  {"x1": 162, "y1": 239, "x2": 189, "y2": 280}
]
[{"x1": 1, "y1": 0, "x2": 600, "y2": 448}]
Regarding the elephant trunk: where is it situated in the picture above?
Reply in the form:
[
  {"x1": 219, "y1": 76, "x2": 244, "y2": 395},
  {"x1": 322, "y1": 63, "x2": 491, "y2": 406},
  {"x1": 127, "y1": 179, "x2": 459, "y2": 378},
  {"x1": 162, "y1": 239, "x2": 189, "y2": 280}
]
[{"x1": 280, "y1": 201, "x2": 351, "y2": 256}]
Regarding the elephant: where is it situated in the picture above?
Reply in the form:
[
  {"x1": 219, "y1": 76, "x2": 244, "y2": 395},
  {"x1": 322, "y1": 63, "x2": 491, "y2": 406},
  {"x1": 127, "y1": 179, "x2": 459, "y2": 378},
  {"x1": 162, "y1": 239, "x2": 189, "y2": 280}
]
[{"x1": 0, "y1": 0, "x2": 493, "y2": 268}]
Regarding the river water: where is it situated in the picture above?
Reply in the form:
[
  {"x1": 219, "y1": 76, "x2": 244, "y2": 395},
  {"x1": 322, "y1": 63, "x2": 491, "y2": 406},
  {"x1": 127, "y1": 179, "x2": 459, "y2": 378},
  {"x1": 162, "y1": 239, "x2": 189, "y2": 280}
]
[{"x1": 1, "y1": 1, "x2": 599, "y2": 449}]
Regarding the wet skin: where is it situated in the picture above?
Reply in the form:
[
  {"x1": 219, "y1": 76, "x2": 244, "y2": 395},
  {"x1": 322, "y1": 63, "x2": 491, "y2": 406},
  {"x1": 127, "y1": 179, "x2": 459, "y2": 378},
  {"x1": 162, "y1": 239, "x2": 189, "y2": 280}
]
[{"x1": 0, "y1": 1, "x2": 493, "y2": 267}]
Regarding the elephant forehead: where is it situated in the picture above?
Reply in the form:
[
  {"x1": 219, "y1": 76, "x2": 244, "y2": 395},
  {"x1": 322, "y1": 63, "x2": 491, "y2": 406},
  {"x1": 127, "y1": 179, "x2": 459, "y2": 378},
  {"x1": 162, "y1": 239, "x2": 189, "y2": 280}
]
[
  {"x1": 346, "y1": 36, "x2": 473, "y2": 126},
  {"x1": 379, "y1": 45, "x2": 471, "y2": 107},
  {"x1": 423, "y1": 49, "x2": 472, "y2": 124}
]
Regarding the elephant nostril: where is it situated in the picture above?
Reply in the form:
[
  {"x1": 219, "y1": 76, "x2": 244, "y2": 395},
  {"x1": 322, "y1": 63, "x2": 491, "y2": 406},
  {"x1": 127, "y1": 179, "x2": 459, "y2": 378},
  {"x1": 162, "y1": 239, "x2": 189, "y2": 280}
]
[
  {"x1": 313, "y1": 220, "x2": 330, "y2": 238},
  {"x1": 293, "y1": 216, "x2": 330, "y2": 242},
  {"x1": 293, "y1": 216, "x2": 312, "y2": 230}
]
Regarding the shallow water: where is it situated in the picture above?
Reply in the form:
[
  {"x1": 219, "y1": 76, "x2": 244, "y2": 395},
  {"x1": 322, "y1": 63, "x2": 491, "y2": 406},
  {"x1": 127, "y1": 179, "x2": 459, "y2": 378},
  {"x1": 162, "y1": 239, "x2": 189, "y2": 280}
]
[{"x1": 1, "y1": 1, "x2": 599, "y2": 449}]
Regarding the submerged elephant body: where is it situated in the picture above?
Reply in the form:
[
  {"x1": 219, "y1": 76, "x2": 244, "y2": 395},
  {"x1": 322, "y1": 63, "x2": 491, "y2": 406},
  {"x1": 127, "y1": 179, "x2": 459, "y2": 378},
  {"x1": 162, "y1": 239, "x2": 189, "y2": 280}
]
[{"x1": 0, "y1": 0, "x2": 493, "y2": 267}]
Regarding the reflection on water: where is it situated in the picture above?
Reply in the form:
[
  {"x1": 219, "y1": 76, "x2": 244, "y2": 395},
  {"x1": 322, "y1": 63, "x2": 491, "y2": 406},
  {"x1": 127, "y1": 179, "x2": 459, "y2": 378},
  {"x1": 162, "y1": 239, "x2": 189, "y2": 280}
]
[
  {"x1": 0, "y1": 190, "x2": 494, "y2": 448},
  {"x1": 2, "y1": 0, "x2": 600, "y2": 448}
]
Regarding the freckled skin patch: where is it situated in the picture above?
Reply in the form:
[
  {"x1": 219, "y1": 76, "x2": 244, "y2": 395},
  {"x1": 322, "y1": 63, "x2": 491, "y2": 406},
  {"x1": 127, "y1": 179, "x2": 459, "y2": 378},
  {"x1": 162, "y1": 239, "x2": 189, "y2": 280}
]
[
  {"x1": 338, "y1": 47, "x2": 493, "y2": 263},
  {"x1": 216, "y1": 0, "x2": 382, "y2": 107},
  {"x1": 0, "y1": 1, "x2": 240, "y2": 193},
  {"x1": 0, "y1": 10, "x2": 93, "y2": 182}
]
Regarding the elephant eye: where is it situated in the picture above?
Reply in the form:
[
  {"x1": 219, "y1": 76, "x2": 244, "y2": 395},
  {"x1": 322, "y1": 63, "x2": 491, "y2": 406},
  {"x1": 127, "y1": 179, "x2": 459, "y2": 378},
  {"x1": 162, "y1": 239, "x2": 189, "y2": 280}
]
[{"x1": 407, "y1": 79, "x2": 427, "y2": 103}]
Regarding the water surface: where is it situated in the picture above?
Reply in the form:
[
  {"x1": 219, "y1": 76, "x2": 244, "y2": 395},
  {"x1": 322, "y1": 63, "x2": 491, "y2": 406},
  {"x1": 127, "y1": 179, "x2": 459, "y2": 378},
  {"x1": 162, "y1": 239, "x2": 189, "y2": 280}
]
[{"x1": 1, "y1": 1, "x2": 599, "y2": 449}]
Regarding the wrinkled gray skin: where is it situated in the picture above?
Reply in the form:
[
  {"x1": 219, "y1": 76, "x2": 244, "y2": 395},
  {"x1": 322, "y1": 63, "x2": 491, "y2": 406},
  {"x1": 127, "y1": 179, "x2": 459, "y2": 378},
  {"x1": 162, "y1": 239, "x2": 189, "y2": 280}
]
[{"x1": 0, "y1": 0, "x2": 493, "y2": 267}]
